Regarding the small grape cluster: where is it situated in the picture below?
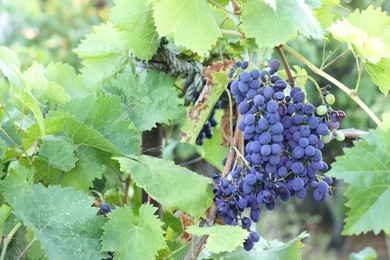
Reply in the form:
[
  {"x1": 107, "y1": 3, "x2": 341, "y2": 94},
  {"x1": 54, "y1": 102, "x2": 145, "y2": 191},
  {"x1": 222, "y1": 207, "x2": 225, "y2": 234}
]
[
  {"x1": 196, "y1": 108, "x2": 218, "y2": 145},
  {"x1": 212, "y1": 60, "x2": 344, "y2": 251},
  {"x1": 99, "y1": 203, "x2": 116, "y2": 215}
]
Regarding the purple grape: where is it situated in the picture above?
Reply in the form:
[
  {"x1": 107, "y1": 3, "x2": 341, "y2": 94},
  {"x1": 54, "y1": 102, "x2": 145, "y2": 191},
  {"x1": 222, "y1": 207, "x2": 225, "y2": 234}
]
[
  {"x1": 292, "y1": 178, "x2": 305, "y2": 191},
  {"x1": 269, "y1": 59, "x2": 281, "y2": 71}
]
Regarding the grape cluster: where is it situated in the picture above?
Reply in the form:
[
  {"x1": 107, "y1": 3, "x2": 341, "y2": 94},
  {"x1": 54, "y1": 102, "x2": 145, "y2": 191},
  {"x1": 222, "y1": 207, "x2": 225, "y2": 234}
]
[
  {"x1": 99, "y1": 203, "x2": 116, "y2": 215},
  {"x1": 196, "y1": 108, "x2": 218, "y2": 145},
  {"x1": 213, "y1": 60, "x2": 344, "y2": 251}
]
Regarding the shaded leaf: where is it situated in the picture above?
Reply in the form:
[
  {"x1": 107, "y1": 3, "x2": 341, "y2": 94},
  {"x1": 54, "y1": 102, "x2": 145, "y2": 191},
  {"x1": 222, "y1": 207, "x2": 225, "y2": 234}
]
[
  {"x1": 0, "y1": 165, "x2": 34, "y2": 204},
  {"x1": 115, "y1": 155, "x2": 213, "y2": 218},
  {"x1": 111, "y1": 70, "x2": 185, "y2": 131},
  {"x1": 39, "y1": 139, "x2": 78, "y2": 172},
  {"x1": 60, "y1": 147, "x2": 106, "y2": 192}
]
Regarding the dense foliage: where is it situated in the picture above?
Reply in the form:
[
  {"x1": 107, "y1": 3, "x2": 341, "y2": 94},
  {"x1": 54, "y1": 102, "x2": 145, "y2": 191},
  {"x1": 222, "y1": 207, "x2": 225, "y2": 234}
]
[{"x1": 0, "y1": 0, "x2": 389, "y2": 259}]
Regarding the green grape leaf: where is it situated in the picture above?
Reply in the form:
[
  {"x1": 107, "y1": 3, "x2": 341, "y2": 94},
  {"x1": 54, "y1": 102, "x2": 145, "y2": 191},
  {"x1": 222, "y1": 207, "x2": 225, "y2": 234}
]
[
  {"x1": 0, "y1": 165, "x2": 34, "y2": 204},
  {"x1": 62, "y1": 94, "x2": 140, "y2": 154},
  {"x1": 102, "y1": 204, "x2": 166, "y2": 260},
  {"x1": 328, "y1": 6, "x2": 390, "y2": 64},
  {"x1": 24, "y1": 62, "x2": 71, "y2": 104},
  {"x1": 19, "y1": 92, "x2": 46, "y2": 137},
  {"x1": 11, "y1": 184, "x2": 106, "y2": 260},
  {"x1": 23, "y1": 157, "x2": 62, "y2": 185},
  {"x1": 74, "y1": 23, "x2": 130, "y2": 86},
  {"x1": 0, "y1": 46, "x2": 24, "y2": 89},
  {"x1": 327, "y1": 128, "x2": 390, "y2": 235},
  {"x1": 0, "y1": 137, "x2": 5, "y2": 160},
  {"x1": 0, "y1": 204, "x2": 12, "y2": 236},
  {"x1": 382, "y1": 111, "x2": 390, "y2": 130},
  {"x1": 209, "y1": 231, "x2": 309, "y2": 259},
  {"x1": 111, "y1": 70, "x2": 185, "y2": 131},
  {"x1": 313, "y1": 0, "x2": 341, "y2": 28},
  {"x1": 292, "y1": 65, "x2": 309, "y2": 91},
  {"x1": 45, "y1": 62, "x2": 85, "y2": 98},
  {"x1": 115, "y1": 155, "x2": 213, "y2": 218},
  {"x1": 23, "y1": 116, "x2": 66, "y2": 149},
  {"x1": 195, "y1": 110, "x2": 227, "y2": 172},
  {"x1": 181, "y1": 70, "x2": 229, "y2": 144},
  {"x1": 153, "y1": 0, "x2": 222, "y2": 55},
  {"x1": 111, "y1": 0, "x2": 159, "y2": 60},
  {"x1": 26, "y1": 228, "x2": 48, "y2": 260},
  {"x1": 240, "y1": 0, "x2": 322, "y2": 48},
  {"x1": 39, "y1": 139, "x2": 78, "y2": 172},
  {"x1": 263, "y1": 0, "x2": 277, "y2": 10},
  {"x1": 349, "y1": 247, "x2": 377, "y2": 260},
  {"x1": 187, "y1": 225, "x2": 249, "y2": 253},
  {"x1": 60, "y1": 147, "x2": 105, "y2": 192},
  {"x1": 62, "y1": 117, "x2": 125, "y2": 155},
  {"x1": 365, "y1": 58, "x2": 390, "y2": 95}
]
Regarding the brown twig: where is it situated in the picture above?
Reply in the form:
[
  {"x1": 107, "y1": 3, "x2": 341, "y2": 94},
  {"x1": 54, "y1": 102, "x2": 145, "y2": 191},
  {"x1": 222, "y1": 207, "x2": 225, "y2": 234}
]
[
  {"x1": 275, "y1": 46, "x2": 295, "y2": 88},
  {"x1": 124, "y1": 174, "x2": 132, "y2": 206},
  {"x1": 17, "y1": 238, "x2": 36, "y2": 260},
  {"x1": 183, "y1": 114, "x2": 243, "y2": 259},
  {"x1": 231, "y1": 0, "x2": 241, "y2": 13},
  {"x1": 209, "y1": 0, "x2": 234, "y2": 15},
  {"x1": 221, "y1": 29, "x2": 244, "y2": 37}
]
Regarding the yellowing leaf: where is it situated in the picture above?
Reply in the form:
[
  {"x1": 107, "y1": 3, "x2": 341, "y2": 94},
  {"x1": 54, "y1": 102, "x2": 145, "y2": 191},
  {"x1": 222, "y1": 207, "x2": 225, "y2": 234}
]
[{"x1": 328, "y1": 6, "x2": 390, "y2": 64}]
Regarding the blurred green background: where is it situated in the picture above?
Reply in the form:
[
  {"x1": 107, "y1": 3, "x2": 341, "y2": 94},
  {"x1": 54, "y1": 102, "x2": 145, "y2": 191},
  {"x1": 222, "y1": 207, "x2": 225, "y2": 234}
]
[{"x1": 1, "y1": 0, "x2": 389, "y2": 259}]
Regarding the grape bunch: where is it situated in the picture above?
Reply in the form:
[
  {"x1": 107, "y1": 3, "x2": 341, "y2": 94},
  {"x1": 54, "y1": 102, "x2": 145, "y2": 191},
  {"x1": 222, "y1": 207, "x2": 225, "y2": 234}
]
[
  {"x1": 196, "y1": 107, "x2": 218, "y2": 145},
  {"x1": 212, "y1": 59, "x2": 344, "y2": 251}
]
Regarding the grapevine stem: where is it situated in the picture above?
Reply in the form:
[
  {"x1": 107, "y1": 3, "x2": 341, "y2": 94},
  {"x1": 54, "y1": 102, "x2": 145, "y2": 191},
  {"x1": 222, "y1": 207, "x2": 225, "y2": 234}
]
[
  {"x1": 17, "y1": 237, "x2": 36, "y2": 260},
  {"x1": 209, "y1": 0, "x2": 234, "y2": 15},
  {"x1": 354, "y1": 58, "x2": 364, "y2": 93},
  {"x1": 321, "y1": 47, "x2": 351, "y2": 71},
  {"x1": 275, "y1": 46, "x2": 295, "y2": 88},
  {"x1": 0, "y1": 222, "x2": 22, "y2": 260},
  {"x1": 184, "y1": 114, "x2": 243, "y2": 260},
  {"x1": 124, "y1": 174, "x2": 131, "y2": 206},
  {"x1": 1, "y1": 106, "x2": 19, "y2": 134},
  {"x1": 281, "y1": 44, "x2": 382, "y2": 127},
  {"x1": 306, "y1": 75, "x2": 326, "y2": 105},
  {"x1": 225, "y1": 88, "x2": 233, "y2": 144},
  {"x1": 231, "y1": 0, "x2": 241, "y2": 13},
  {"x1": 0, "y1": 127, "x2": 22, "y2": 148},
  {"x1": 221, "y1": 29, "x2": 243, "y2": 37}
]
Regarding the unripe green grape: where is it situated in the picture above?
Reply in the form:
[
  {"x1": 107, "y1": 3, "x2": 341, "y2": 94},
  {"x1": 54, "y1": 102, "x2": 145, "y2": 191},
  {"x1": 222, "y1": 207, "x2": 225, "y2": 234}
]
[
  {"x1": 336, "y1": 131, "x2": 345, "y2": 141},
  {"x1": 326, "y1": 94, "x2": 335, "y2": 105},
  {"x1": 316, "y1": 105, "x2": 327, "y2": 116},
  {"x1": 322, "y1": 134, "x2": 331, "y2": 144}
]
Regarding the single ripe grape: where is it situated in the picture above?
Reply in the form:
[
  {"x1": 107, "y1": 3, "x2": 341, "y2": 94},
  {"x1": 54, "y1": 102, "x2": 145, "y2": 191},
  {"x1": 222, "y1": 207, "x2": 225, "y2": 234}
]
[
  {"x1": 269, "y1": 59, "x2": 281, "y2": 71},
  {"x1": 241, "y1": 61, "x2": 249, "y2": 69}
]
